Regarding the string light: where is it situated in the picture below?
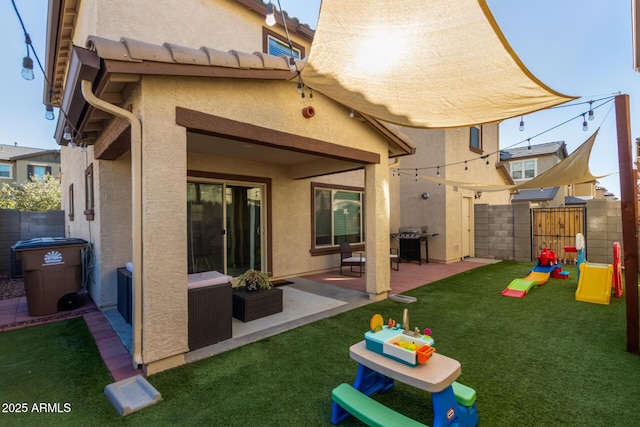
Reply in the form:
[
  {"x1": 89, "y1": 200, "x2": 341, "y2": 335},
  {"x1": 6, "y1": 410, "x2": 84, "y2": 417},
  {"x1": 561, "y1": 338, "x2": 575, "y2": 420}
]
[
  {"x1": 265, "y1": 1, "x2": 276, "y2": 26},
  {"x1": 63, "y1": 126, "x2": 72, "y2": 141},
  {"x1": 527, "y1": 138, "x2": 532, "y2": 154},
  {"x1": 588, "y1": 101, "x2": 595, "y2": 121},
  {"x1": 484, "y1": 155, "x2": 490, "y2": 168},
  {"x1": 21, "y1": 54, "x2": 34, "y2": 80},
  {"x1": 349, "y1": 109, "x2": 355, "y2": 119},
  {"x1": 44, "y1": 103, "x2": 55, "y2": 120},
  {"x1": 518, "y1": 116, "x2": 525, "y2": 131},
  {"x1": 582, "y1": 113, "x2": 588, "y2": 131},
  {"x1": 436, "y1": 166, "x2": 440, "y2": 177},
  {"x1": 464, "y1": 161, "x2": 468, "y2": 173}
]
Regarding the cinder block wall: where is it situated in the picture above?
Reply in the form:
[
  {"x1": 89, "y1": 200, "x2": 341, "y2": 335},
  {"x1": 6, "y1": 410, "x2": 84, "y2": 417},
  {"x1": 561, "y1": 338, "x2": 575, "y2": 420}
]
[
  {"x1": 0, "y1": 210, "x2": 20, "y2": 274},
  {"x1": 513, "y1": 203, "x2": 531, "y2": 262},
  {"x1": 585, "y1": 199, "x2": 622, "y2": 264},
  {"x1": 474, "y1": 204, "x2": 521, "y2": 260},
  {"x1": 0, "y1": 209, "x2": 65, "y2": 274},
  {"x1": 474, "y1": 200, "x2": 622, "y2": 264}
]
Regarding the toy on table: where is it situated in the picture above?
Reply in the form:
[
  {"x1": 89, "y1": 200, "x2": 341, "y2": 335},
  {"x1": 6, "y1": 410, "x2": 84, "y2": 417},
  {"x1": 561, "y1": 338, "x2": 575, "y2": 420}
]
[
  {"x1": 366, "y1": 309, "x2": 435, "y2": 367},
  {"x1": 501, "y1": 247, "x2": 570, "y2": 298}
]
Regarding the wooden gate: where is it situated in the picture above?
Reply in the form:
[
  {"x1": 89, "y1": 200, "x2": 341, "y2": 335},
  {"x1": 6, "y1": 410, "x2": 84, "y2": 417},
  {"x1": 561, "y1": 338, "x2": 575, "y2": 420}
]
[{"x1": 531, "y1": 207, "x2": 586, "y2": 264}]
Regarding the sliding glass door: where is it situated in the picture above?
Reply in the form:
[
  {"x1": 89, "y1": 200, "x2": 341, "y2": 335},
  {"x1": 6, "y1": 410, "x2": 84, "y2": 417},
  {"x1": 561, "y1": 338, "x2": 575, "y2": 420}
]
[{"x1": 187, "y1": 181, "x2": 264, "y2": 276}]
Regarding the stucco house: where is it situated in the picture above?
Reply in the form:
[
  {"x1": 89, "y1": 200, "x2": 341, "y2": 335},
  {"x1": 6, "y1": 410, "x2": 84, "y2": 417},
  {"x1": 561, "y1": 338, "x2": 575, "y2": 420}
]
[
  {"x1": 390, "y1": 126, "x2": 512, "y2": 263},
  {"x1": 44, "y1": 0, "x2": 423, "y2": 373},
  {"x1": 0, "y1": 143, "x2": 61, "y2": 185}
]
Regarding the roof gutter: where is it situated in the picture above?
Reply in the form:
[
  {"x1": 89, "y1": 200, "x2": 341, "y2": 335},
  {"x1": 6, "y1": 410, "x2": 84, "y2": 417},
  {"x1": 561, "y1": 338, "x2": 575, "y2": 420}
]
[{"x1": 80, "y1": 80, "x2": 143, "y2": 369}]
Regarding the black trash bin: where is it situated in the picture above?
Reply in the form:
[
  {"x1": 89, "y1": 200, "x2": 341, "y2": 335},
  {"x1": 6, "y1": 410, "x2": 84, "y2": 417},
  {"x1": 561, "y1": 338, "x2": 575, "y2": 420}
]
[{"x1": 12, "y1": 237, "x2": 89, "y2": 316}]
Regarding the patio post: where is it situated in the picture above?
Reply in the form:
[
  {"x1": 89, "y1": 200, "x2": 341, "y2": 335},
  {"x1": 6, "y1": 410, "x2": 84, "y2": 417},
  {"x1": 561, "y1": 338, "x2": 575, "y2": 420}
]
[{"x1": 615, "y1": 94, "x2": 639, "y2": 354}]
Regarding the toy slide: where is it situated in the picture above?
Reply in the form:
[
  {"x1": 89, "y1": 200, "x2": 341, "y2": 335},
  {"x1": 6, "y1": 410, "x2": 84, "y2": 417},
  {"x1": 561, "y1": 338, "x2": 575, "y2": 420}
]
[
  {"x1": 575, "y1": 263, "x2": 613, "y2": 305},
  {"x1": 501, "y1": 271, "x2": 551, "y2": 298}
]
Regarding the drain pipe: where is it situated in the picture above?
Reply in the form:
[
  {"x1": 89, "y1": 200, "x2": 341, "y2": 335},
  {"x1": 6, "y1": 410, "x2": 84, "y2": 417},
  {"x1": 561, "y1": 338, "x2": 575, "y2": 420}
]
[{"x1": 81, "y1": 80, "x2": 143, "y2": 368}]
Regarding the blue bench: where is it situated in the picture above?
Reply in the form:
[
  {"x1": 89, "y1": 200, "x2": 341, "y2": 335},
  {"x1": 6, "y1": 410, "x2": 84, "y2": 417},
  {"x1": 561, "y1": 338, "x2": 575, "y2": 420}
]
[{"x1": 331, "y1": 383, "x2": 428, "y2": 427}]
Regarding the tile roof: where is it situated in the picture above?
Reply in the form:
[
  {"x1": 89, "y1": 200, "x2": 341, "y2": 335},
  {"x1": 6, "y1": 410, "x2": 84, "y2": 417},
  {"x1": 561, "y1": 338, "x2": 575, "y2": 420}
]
[
  {"x1": 564, "y1": 196, "x2": 587, "y2": 205},
  {"x1": 86, "y1": 36, "x2": 305, "y2": 72},
  {"x1": 511, "y1": 187, "x2": 559, "y2": 202},
  {"x1": 500, "y1": 141, "x2": 566, "y2": 160}
]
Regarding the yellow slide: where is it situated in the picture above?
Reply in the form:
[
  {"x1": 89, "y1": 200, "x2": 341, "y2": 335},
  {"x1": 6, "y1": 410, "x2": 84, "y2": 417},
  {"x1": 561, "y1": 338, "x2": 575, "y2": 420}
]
[{"x1": 575, "y1": 263, "x2": 613, "y2": 305}]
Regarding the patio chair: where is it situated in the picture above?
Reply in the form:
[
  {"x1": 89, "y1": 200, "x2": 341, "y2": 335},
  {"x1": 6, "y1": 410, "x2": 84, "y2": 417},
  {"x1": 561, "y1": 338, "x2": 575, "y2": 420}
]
[
  {"x1": 340, "y1": 243, "x2": 365, "y2": 277},
  {"x1": 340, "y1": 244, "x2": 399, "y2": 276},
  {"x1": 390, "y1": 247, "x2": 399, "y2": 271}
]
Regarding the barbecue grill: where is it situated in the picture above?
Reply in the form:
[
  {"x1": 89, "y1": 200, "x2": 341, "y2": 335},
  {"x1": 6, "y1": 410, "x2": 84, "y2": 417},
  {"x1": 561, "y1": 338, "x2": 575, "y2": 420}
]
[{"x1": 395, "y1": 226, "x2": 438, "y2": 264}]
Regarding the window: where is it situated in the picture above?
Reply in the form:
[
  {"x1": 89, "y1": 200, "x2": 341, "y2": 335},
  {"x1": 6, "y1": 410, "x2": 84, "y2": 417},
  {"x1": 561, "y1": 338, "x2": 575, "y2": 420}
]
[
  {"x1": 0, "y1": 163, "x2": 11, "y2": 178},
  {"x1": 84, "y1": 163, "x2": 94, "y2": 220},
  {"x1": 469, "y1": 126, "x2": 482, "y2": 153},
  {"x1": 262, "y1": 28, "x2": 305, "y2": 58},
  {"x1": 27, "y1": 164, "x2": 51, "y2": 179},
  {"x1": 510, "y1": 160, "x2": 536, "y2": 180},
  {"x1": 313, "y1": 183, "x2": 365, "y2": 249},
  {"x1": 68, "y1": 184, "x2": 75, "y2": 221}
]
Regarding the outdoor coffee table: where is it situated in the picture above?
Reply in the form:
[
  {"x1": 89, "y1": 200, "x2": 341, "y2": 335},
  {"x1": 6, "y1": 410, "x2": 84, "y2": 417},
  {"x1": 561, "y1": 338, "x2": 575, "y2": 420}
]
[{"x1": 333, "y1": 340, "x2": 478, "y2": 427}]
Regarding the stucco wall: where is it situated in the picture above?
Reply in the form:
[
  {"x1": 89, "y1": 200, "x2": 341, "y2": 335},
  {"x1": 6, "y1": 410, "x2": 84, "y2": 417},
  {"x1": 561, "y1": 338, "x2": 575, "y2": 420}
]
[
  {"x1": 74, "y1": 0, "x2": 310, "y2": 55},
  {"x1": 394, "y1": 124, "x2": 510, "y2": 263}
]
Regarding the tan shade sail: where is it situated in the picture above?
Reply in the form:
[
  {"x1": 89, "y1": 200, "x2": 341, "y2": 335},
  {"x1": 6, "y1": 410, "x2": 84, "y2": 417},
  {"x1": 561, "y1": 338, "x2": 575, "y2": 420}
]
[
  {"x1": 416, "y1": 130, "x2": 611, "y2": 192},
  {"x1": 301, "y1": 0, "x2": 576, "y2": 128}
]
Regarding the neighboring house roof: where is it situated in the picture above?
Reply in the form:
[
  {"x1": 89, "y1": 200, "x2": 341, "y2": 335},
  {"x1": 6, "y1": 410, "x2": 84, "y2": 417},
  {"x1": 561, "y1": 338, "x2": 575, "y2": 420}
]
[
  {"x1": 500, "y1": 141, "x2": 567, "y2": 160},
  {"x1": 511, "y1": 187, "x2": 559, "y2": 202},
  {"x1": 0, "y1": 145, "x2": 53, "y2": 161},
  {"x1": 10, "y1": 150, "x2": 60, "y2": 161},
  {"x1": 565, "y1": 196, "x2": 587, "y2": 205}
]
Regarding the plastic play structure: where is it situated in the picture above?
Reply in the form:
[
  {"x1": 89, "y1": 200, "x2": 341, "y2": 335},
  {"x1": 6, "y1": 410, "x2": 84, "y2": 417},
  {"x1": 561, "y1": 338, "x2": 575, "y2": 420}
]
[
  {"x1": 502, "y1": 247, "x2": 570, "y2": 298},
  {"x1": 575, "y1": 241, "x2": 623, "y2": 305}
]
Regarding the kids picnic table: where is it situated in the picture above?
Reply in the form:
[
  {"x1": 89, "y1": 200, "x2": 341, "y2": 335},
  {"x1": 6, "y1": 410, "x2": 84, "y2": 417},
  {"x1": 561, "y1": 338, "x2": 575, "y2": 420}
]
[{"x1": 331, "y1": 341, "x2": 478, "y2": 427}]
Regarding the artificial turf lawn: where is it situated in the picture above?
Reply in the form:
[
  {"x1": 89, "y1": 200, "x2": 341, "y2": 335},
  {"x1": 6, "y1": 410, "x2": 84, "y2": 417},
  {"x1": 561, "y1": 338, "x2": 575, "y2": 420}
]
[{"x1": 1, "y1": 260, "x2": 639, "y2": 426}]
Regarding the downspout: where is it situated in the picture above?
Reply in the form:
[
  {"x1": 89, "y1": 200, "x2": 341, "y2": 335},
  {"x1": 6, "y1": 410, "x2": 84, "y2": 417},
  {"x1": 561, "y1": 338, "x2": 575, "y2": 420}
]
[{"x1": 81, "y1": 80, "x2": 143, "y2": 368}]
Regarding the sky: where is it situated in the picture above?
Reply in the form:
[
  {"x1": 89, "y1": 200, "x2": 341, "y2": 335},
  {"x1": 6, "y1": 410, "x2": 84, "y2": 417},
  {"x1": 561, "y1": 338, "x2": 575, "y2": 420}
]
[{"x1": 2, "y1": 0, "x2": 639, "y2": 198}]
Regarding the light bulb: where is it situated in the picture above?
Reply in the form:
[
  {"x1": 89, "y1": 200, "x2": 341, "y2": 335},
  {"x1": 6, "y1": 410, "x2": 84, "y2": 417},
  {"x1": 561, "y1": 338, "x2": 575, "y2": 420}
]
[
  {"x1": 63, "y1": 125, "x2": 72, "y2": 141},
  {"x1": 582, "y1": 114, "x2": 588, "y2": 131},
  {"x1": 588, "y1": 109, "x2": 594, "y2": 121},
  {"x1": 21, "y1": 56, "x2": 34, "y2": 80},
  {"x1": 69, "y1": 137, "x2": 76, "y2": 148},
  {"x1": 288, "y1": 56, "x2": 297, "y2": 73},
  {"x1": 44, "y1": 104, "x2": 55, "y2": 120},
  {"x1": 518, "y1": 117, "x2": 524, "y2": 131},
  {"x1": 464, "y1": 161, "x2": 468, "y2": 173},
  {"x1": 349, "y1": 109, "x2": 355, "y2": 119},
  {"x1": 436, "y1": 166, "x2": 440, "y2": 177},
  {"x1": 265, "y1": 2, "x2": 276, "y2": 26}
]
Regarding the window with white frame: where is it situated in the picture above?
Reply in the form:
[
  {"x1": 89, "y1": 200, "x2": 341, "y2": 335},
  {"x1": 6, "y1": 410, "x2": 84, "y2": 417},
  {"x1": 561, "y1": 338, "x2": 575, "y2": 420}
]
[
  {"x1": 0, "y1": 163, "x2": 11, "y2": 179},
  {"x1": 313, "y1": 183, "x2": 365, "y2": 248},
  {"x1": 510, "y1": 159, "x2": 536, "y2": 180}
]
